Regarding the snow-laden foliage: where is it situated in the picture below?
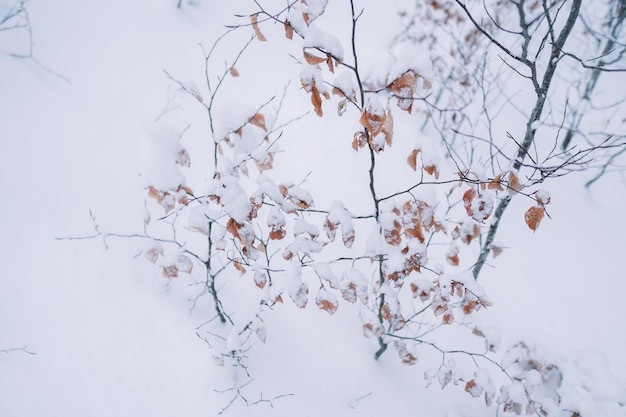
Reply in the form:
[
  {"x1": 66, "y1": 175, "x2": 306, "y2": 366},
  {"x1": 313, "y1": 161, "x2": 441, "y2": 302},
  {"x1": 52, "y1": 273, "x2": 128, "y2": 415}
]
[{"x1": 105, "y1": 1, "x2": 626, "y2": 416}]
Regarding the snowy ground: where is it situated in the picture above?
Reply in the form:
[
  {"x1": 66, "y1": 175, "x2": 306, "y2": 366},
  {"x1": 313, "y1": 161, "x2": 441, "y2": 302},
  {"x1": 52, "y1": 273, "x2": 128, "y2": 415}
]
[{"x1": 1, "y1": 1, "x2": 624, "y2": 416}]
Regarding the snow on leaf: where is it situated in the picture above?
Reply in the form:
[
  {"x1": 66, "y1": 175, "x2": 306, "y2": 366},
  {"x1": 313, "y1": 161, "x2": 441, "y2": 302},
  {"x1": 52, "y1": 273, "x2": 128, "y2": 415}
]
[
  {"x1": 443, "y1": 310, "x2": 454, "y2": 325},
  {"x1": 294, "y1": 219, "x2": 320, "y2": 239},
  {"x1": 410, "y1": 278, "x2": 433, "y2": 301},
  {"x1": 340, "y1": 282, "x2": 357, "y2": 303},
  {"x1": 394, "y1": 340, "x2": 417, "y2": 365},
  {"x1": 315, "y1": 288, "x2": 338, "y2": 315},
  {"x1": 389, "y1": 71, "x2": 416, "y2": 113},
  {"x1": 254, "y1": 271, "x2": 267, "y2": 289},
  {"x1": 446, "y1": 242, "x2": 459, "y2": 266},
  {"x1": 300, "y1": 65, "x2": 329, "y2": 117},
  {"x1": 453, "y1": 220, "x2": 480, "y2": 245},
  {"x1": 162, "y1": 264, "x2": 179, "y2": 279},
  {"x1": 175, "y1": 148, "x2": 190, "y2": 167},
  {"x1": 251, "y1": 14, "x2": 267, "y2": 41},
  {"x1": 325, "y1": 201, "x2": 355, "y2": 247},
  {"x1": 352, "y1": 131, "x2": 367, "y2": 151},
  {"x1": 267, "y1": 206, "x2": 286, "y2": 240},
  {"x1": 176, "y1": 254, "x2": 193, "y2": 274},
  {"x1": 470, "y1": 193, "x2": 494, "y2": 222},
  {"x1": 248, "y1": 113, "x2": 267, "y2": 132},
  {"x1": 465, "y1": 379, "x2": 483, "y2": 398},
  {"x1": 524, "y1": 205, "x2": 545, "y2": 231},
  {"x1": 314, "y1": 263, "x2": 339, "y2": 289},
  {"x1": 290, "y1": 281, "x2": 309, "y2": 308},
  {"x1": 463, "y1": 188, "x2": 476, "y2": 216},
  {"x1": 534, "y1": 189, "x2": 551, "y2": 205},
  {"x1": 144, "y1": 242, "x2": 164, "y2": 263}
]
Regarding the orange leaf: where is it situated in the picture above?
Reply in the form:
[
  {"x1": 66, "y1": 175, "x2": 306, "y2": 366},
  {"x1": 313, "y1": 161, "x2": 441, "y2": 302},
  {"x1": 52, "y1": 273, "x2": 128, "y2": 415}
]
[
  {"x1": 251, "y1": 14, "x2": 266, "y2": 41},
  {"x1": 508, "y1": 171, "x2": 523, "y2": 195},
  {"x1": 229, "y1": 67, "x2": 240, "y2": 77},
  {"x1": 465, "y1": 380, "x2": 482, "y2": 397},
  {"x1": 488, "y1": 173, "x2": 504, "y2": 190},
  {"x1": 389, "y1": 72, "x2": 416, "y2": 113},
  {"x1": 233, "y1": 259, "x2": 247, "y2": 275},
  {"x1": 310, "y1": 85, "x2": 323, "y2": 117},
  {"x1": 249, "y1": 113, "x2": 267, "y2": 131},
  {"x1": 303, "y1": 50, "x2": 326, "y2": 65},
  {"x1": 524, "y1": 205, "x2": 545, "y2": 231},
  {"x1": 407, "y1": 149, "x2": 420, "y2": 171},
  {"x1": 463, "y1": 188, "x2": 476, "y2": 216},
  {"x1": 424, "y1": 164, "x2": 439, "y2": 179},
  {"x1": 269, "y1": 228, "x2": 286, "y2": 240},
  {"x1": 446, "y1": 252, "x2": 459, "y2": 267},
  {"x1": 284, "y1": 20, "x2": 293, "y2": 39}
]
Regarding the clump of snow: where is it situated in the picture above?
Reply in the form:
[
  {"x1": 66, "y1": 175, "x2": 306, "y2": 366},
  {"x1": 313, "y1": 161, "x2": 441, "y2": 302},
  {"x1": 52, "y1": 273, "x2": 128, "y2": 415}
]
[
  {"x1": 326, "y1": 201, "x2": 355, "y2": 247},
  {"x1": 314, "y1": 262, "x2": 339, "y2": 289},
  {"x1": 333, "y1": 70, "x2": 356, "y2": 99},
  {"x1": 300, "y1": 64, "x2": 330, "y2": 95},
  {"x1": 302, "y1": 27, "x2": 344, "y2": 61},
  {"x1": 206, "y1": 176, "x2": 251, "y2": 223},
  {"x1": 188, "y1": 205, "x2": 221, "y2": 234},
  {"x1": 294, "y1": 219, "x2": 319, "y2": 238},
  {"x1": 212, "y1": 101, "x2": 257, "y2": 141},
  {"x1": 365, "y1": 224, "x2": 383, "y2": 255},
  {"x1": 557, "y1": 350, "x2": 626, "y2": 415},
  {"x1": 267, "y1": 206, "x2": 285, "y2": 230}
]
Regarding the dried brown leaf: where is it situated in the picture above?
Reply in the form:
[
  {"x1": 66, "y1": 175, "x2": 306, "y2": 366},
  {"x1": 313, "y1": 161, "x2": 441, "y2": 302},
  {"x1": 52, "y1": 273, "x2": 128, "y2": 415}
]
[
  {"x1": 284, "y1": 20, "x2": 293, "y2": 39},
  {"x1": 424, "y1": 164, "x2": 440, "y2": 179},
  {"x1": 303, "y1": 50, "x2": 326, "y2": 65},
  {"x1": 463, "y1": 188, "x2": 476, "y2": 216},
  {"x1": 254, "y1": 271, "x2": 267, "y2": 289},
  {"x1": 524, "y1": 205, "x2": 545, "y2": 232},
  {"x1": 508, "y1": 171, "x2": 523, "y2": 195},
  {"x1": 162, "y1": 265, "x2": 179, "y2": 279},
  {"x1": 251, "y1": 14, "x2": 266, "y2": 41},
  {"x1": 407, "y1": 149, "x2": 420, "y2": 171},
  {"x1": 488, "y1": 173, "x2": 504, "y2": 190},
  {"x1": 249, "y1": 113, "x2": 267, "y2": 131}
]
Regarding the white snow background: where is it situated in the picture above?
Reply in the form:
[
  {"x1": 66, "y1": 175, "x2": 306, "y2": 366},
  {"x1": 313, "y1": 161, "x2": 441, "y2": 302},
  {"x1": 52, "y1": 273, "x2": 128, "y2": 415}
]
[{"x1": 1, "y1": 1, "x2": 625, "y2": 416}]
